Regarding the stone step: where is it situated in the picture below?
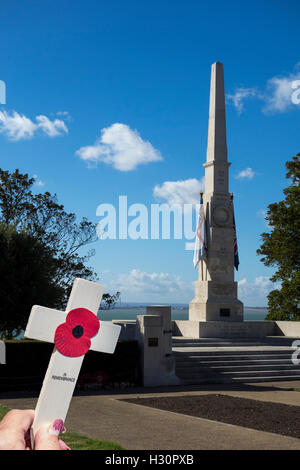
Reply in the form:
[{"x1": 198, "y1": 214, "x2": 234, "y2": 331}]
[
  {"x1": 173, "y1": 336, "x2": 300, "y2": 384},
  {"x1": 176, "y1": 363, "x2": 298, "y2": 373},
  {"x1": 176, "y1": 354, "x2": 292, "y2": 365},
  {"x1": 175, "y1": 353, "x2": 292, "y2": 360},
  {"x1": 172, "y1": 339, "x2": 268, "y2": 344},
  {"x1": 173, "y1": 349, "x2": 294, "y2": 357},
  {"x1": 172, "y1": 341, "x2": 297, "y2": 348},
  {"x1": 176, "y1": 368, "x2": 300, "y2": 379},
  {"x1": 175, "y1": 344, "x2": 271, "y2": 349},
  {"x1": 172, "y1": 336, "x2": 299, "y2": 341},
  {"x1": 178, "y1": 375, "x2": 300, "y2": 385},
  {"x1": 175, "y1": 358, "x2": 294, "y2": 366},
  {"x1": 172, "y1": 337, "x2": 299, "y2": 347},
  {"x1": 222, "y1": 368, "x2": 300, "y2": 377}
]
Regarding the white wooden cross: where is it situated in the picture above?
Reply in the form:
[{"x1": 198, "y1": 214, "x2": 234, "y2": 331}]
[{"x1": 24, "y1": 278, "x2": 121, "y2": 447}]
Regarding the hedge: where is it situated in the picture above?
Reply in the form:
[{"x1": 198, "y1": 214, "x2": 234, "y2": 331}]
[{"x1": 0, "y1": 340, "x2": 140, "y2": 391}]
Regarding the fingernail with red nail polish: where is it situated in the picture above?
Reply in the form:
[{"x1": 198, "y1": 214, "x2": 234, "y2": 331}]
[{"x1": 49, "y1": 419, "x2": 65, "y2": 436}]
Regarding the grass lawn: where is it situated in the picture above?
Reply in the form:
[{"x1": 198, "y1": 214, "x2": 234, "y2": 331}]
[{"x1": 0, "y1": 404, "x2": 123, "y2": 450}]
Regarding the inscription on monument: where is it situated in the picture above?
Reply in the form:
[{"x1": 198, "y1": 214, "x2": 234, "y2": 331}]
[{"x1": 217, "y1": 169, "x2": 225, "y2": 186}]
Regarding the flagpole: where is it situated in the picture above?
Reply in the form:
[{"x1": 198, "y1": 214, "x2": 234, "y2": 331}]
[
  {"x1": 231, "y1": 192, "x2": 240, "y2": 271},
  {"x1": 194, "y1": 190, "x2": 207, "y2": 272},
  {"x1": 200, "y1": 191, "x2": 204, "y2": 281}
]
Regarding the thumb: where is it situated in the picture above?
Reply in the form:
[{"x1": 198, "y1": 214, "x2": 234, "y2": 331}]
[{"x1": 34, "y1": 419, "x2": 65, "y2": 450}]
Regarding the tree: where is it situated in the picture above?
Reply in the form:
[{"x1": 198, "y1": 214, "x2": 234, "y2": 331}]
[
  {"x1": 0, "y1": 169, "x2": 120, "y2": 337},
  {"x1": 101, "y1": 292, "x2": 121, "y2": 310},
  {"x1": 0, "y1": 169, "x2": 97, "y2": 306},
  {"x1": 0, "y1": 224, "x2": 64, "y2": 339},
  {"x1": 257, "y1": 153, "x2": 300, "y2": 320}
]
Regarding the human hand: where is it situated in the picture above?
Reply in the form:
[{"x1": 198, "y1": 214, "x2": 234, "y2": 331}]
[{"x1": 0, "y1": 409, "x2": 70, "y2": 450}]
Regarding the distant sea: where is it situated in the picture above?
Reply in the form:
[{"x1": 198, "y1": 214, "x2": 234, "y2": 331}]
[{"x1": 99, "y1": 305, "x2": 268, "y2": 322}]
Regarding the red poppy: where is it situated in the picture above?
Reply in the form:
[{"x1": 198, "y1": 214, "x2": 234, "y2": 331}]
[{"x1": 54, "y1": 307, "x2": 100, "y2": 357}]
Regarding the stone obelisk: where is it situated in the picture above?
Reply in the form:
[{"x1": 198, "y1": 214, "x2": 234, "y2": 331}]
[{"x1": 189, "y1": 62, "x2": 244, "y2": 322}]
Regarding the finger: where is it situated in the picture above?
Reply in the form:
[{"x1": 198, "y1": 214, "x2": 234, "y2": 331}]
[
  {"x1": 35, "y1": 432, "x2": 61, "y2": 450},
  {"x1": 59, "y1": 439, "x2": 71, "y2": 450},
  {"x1": 0, "y1": 409, "x2": 34, "y2": 434},
  {"x1": 34, "y1": 419, "x2": 65, "y2": 450}
]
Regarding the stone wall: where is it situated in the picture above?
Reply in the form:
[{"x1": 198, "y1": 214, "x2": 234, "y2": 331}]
[
  {"x1": 112, "y1": 320, "x2": 136, "y2": 340},
  {"x1": 173, "y1": 320, "x2": 276, "y2": 338},
  {"x1": 136, "y1": 309, "x2": 180, "y2": 386},
  {"x1": 113, "y1": 307, "x2": 180, "y2": 387},
  {"x1": 112, "y1": 319, "x2": 300, "y2": 341},
  {"x1": 275, "y1": 321, "x2": 300, "y2": 337}
]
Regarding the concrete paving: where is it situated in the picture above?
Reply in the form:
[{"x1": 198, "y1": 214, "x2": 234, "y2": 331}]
[{"x1": 0, "y1": 380, "x2": 300, "y2": 449}]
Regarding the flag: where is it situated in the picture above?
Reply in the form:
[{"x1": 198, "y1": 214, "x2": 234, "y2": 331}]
[
  {"x1": 193, "y1": 195, "x2": 207, "y2": 268},
  {"x1": 232, "y1": 199, "x2": 240, "y2": 271}
]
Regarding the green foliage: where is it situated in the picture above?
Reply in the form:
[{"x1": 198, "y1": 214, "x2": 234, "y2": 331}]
[
  {"x1": 1, "y1": 340, "x2": 139, "y2": 385},
  {"x1": 0, "y1": 225, "x2": 64, "y2": 338},
  {"x1": 257, "y1": 154, "x2": 300, "y2": 320},
  {"x1": 0, "y1": 405, "x2": 11, "y2": 421},
  {"x1": 101, "y1": 291, "x2": 121, "y2": 309},
  {"x1": 0, "y1": 169, "x2": 120, "y2": 338},
  {"x1": 0, "y1": 169, "x2": 98, "y2": 299},
  {"x1": 62, "y1": 430, "x2": 124, "y2": 450}
]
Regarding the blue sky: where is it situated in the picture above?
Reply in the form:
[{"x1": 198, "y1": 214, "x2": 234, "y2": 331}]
[{"x1": 0, "y1": 0, "x2": 299, "y2": 306}]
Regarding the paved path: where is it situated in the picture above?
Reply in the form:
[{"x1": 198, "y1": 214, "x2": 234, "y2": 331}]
[{"x1": 1, "y1": 381, "x2": 300, "y2": 450}]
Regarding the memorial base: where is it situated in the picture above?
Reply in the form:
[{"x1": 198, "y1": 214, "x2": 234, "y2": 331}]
[
  {"x1": 189, "y1": 280, "x2": 244, "y2": 322},
  {"x1": 173, "y1": 320, "x2": 275, "y2": 339}
]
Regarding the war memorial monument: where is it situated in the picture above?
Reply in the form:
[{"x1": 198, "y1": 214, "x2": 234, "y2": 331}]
[{"x1": 113, "y1": 62, "x2": 300, "y2": 386}]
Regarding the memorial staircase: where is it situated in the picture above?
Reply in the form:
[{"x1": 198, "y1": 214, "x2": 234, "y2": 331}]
[{"x1": 173, "y1": 336, "x2": 300, "y2": 384}]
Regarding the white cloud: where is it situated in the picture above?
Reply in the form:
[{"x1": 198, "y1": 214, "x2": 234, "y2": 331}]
[
  {"x1": 0, "y1": 110, "x2": 68, "y2": 141},
  {"x1": 33, "y1": 174, "x2": 45, "y2": 187},
  {"x1": 226, "y1": 87, "x2": 257, "y2": 114},
  {"x1": 109, "y1": 268, "x2": 193, "y2": 302},
  {"x1": 263, "y1": 69, "x2": 300, "y2": 113},
  {"x1": 153, "y1": 177, "x2": 205, "y2": 207},
  {"x1": 235, "y1": 167, "x2": 255, "y2": 180},
  {"x1": 56, "y1": 111, "x2": 71, "y2": 121},
  {"x1": 108, "y1": 270, "x2": 279, "y2": 306},
  {"x1": 35, "y1": 115, "x2": 68, "y2": 137},
  {"x1": 254, "y1": 276, "x2": 274, "y2": 290},
  {"x1": 226, "y1": 64, "x2": 300, "y2": 114},
  {"x1": 76, "y1": 123, "x2": 163, "y2": 171},
  {"x1": 0, "y1": 111, "x2": 37, "y2": 140},
  {"x1": 238, "y1": 276, "x2": 280, "y2": 306}
]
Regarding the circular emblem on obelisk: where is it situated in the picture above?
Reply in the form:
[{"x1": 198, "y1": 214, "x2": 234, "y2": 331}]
[{"x1": 213, "y1": 206, "x2": 230, "y2": 226}]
